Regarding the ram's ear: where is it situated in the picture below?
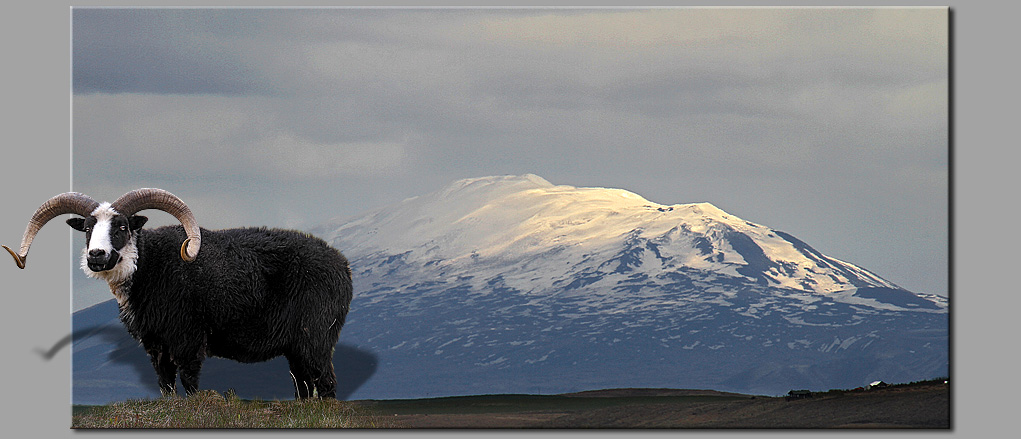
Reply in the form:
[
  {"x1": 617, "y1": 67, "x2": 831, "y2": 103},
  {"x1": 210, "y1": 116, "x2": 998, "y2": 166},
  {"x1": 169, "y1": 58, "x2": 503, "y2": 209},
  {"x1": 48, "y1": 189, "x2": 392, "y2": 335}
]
[
  {"x1": 66, "y1": 217, "x2": 87, "y2": 232},
  {"x1": 129, "y1": 215, "x2": 148, "y2": 231}
]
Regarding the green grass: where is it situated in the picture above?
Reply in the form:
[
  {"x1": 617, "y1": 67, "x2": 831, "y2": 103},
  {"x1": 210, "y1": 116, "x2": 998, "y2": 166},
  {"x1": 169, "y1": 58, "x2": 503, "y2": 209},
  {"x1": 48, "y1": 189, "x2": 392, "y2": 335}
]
[{"x1": 72, "y1": 390, "x2": 398, "y2": 429}]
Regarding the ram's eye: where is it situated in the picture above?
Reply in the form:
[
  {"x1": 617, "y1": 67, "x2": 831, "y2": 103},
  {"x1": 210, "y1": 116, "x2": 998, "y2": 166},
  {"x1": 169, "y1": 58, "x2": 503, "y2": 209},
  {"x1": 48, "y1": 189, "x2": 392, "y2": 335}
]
[{"x1": 120, "y1": 225, "x2": 128, "y2": 231}]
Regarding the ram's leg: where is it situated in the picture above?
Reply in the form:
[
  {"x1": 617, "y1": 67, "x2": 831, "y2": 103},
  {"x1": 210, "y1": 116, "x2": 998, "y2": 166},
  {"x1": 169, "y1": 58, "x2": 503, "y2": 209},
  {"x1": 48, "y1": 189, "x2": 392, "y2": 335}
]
[
  {"x1": 313, "y1": 360, "x2": 338, "y2": 399},
  {"x1": 177, "y1": 352, "x2": 205, "y2": 396},
  {"x1": 148, "y1": 349, "x2": 178, "y2": 397},
  {"x1": 286, "y1": 355, "x2": 315, "y2": 399},
  {"x1": 290, "y1": 353, "x2": 337, "y2": 399}
]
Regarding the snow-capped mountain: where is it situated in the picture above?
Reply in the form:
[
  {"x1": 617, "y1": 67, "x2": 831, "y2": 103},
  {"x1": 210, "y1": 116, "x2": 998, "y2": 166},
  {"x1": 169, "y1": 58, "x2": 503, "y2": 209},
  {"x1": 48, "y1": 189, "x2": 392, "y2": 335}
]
[
  {"x1": 322, "y1": 174, "x2": 905, "y2": 298},
  {"x1": 71, "y1": 174, "x2": 947, "y2": 403},
  {"x1": 313, "y1": 175, "x2": 947, "y2": 398}
]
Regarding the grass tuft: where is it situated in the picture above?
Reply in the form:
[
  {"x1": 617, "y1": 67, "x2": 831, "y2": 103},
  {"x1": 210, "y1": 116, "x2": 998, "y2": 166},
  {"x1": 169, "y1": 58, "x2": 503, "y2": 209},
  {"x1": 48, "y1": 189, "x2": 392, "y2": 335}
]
[{"x1": 72, "y1": 390, "x2": 399, "y2": 429}]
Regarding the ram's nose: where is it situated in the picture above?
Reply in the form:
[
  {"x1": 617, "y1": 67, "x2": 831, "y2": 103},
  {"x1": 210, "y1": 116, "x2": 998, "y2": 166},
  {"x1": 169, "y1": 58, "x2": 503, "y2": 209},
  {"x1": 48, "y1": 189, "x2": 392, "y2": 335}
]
[{"x1": 86, "y1": 249, "x2": 119, "y2": 272}]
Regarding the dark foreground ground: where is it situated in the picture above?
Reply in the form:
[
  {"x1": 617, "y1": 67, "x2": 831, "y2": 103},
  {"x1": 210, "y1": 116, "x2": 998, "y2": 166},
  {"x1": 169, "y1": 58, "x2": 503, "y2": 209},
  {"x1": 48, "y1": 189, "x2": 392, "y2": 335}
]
[{"x1": 356, "y1": 381, "x2": 949, "y2": 429}]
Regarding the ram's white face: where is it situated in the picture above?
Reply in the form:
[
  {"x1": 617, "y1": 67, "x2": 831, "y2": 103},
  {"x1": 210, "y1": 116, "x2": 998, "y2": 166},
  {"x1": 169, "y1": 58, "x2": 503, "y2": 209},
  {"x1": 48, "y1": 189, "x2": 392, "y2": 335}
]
[
  {"x1": 69, "y1": 203, "x2": 144, "y2": 284},
  {"x1": 86, "y1": 205, "x2": 122, "y2": 266}
]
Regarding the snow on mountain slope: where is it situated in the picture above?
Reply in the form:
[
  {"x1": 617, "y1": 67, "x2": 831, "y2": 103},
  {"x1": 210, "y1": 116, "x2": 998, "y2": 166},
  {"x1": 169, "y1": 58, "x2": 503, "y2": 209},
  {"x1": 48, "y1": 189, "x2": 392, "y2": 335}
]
[{"x1": 320, "y1": 174, "x2": 904, "y2": 301}]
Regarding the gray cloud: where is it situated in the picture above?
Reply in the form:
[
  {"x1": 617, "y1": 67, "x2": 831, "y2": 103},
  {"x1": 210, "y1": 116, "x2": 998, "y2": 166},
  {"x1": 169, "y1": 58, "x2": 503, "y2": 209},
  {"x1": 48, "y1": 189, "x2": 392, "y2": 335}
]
[{"x1": 70, "y1": 7, "x2": 947, "y2": 306}]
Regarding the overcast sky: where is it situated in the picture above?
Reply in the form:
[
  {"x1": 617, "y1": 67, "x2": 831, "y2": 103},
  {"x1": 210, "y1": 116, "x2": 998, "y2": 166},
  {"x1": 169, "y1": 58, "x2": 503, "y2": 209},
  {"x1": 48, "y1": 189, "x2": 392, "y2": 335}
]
[{"x1": 69, "y1": 7, "x2": 948, "y2": 309}]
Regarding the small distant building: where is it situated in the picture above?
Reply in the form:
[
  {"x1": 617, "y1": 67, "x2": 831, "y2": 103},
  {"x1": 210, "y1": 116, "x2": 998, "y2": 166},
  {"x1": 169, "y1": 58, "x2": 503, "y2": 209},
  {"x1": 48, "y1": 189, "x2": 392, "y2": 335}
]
[
  {"x1": 866, "y1": 380, "x2": 888, "y2": 390},
  {"x1": 785, "y1": 389, "x2": 813, "y2": 401}
]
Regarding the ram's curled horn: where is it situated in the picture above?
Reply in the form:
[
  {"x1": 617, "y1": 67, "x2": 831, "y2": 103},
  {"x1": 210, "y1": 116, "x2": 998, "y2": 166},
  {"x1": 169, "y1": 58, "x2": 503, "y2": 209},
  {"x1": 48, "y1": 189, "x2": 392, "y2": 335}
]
[
  {"x1": 111, "y1": 188, "x2": 202, "y2": 262},
  {"x1": 3, "y1": 192, "x2": 101, "y2": 269}
]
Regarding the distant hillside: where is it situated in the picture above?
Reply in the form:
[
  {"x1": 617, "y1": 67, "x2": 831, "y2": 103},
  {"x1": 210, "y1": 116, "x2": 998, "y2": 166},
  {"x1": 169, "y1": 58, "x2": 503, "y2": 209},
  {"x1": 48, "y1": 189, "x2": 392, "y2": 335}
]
[
  {"x1": 561, "y1": 388, "x2": 751, "y2": 398},
  {"x1": 362, "y1": 380, "x2": 949, "y2": 428}
]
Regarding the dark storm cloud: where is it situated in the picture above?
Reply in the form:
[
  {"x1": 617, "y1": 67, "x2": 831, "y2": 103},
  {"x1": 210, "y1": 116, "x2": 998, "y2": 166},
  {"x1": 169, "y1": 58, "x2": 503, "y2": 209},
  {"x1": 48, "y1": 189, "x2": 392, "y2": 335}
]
[{"x1": 74, "y1": 9, "x2": 264, "y2": 95}]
